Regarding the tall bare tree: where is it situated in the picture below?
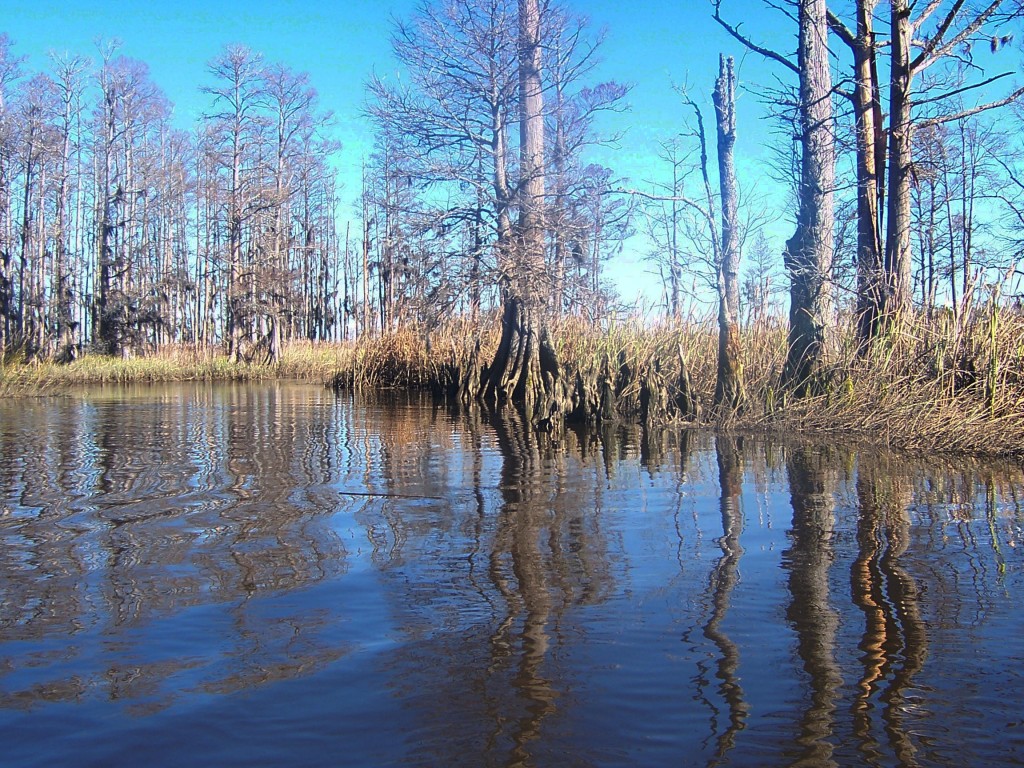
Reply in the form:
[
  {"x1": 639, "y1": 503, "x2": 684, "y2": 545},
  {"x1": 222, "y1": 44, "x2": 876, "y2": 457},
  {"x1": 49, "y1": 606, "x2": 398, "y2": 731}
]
[
  {"x1": 50, "y1": 53, "x2": 89, "y2": 361},
  {"x1": 481, "y1": 0, "x2": 563, "y2": 421},
  {"x1": 367, "y1": 0, "x2": 519, "y2": 310},
  {"x1": 830, "y1": 0, "x2": 1024, "y2": 339},
  {"x1": 828, "y1": 0, "x2": 885, "y2": 347},
  {"x1": 783, "y1": 0, "x2": 835, "y2": 395},
  {"x1": 713, "y1": 54, "x2": 743, "y2": 412},
  {"x1": 886, "y1": 0, "x2": 1024, "y2": 322},
  {"x1": 0, "y1": 36, "x2": 25, "y2": 361},
  {"x1": 715, "y1": 0, "x2": 836, "y2": 396},
  {"x1": 203, "y1": 44, "x2": 265, "y2": 362}
]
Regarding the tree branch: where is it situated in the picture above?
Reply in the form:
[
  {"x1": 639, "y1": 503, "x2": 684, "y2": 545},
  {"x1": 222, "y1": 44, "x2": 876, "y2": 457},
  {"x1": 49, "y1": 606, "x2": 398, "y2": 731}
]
[
  {"x1": 826, "y1": 10, "x2": 856, "y2": 48},
  {"x1": 916, "y1": 83, "x2": 1024, "y2": 127},
  {"x1": 912, "y1": 0, "x2": 1000, "y2": 72},
  {"x1": 912, "y1": 71, "x2": 1012, "y2": 108},
  {"x1": 616, "y1": 187, "x2": 715, "y2": 227},
  {"x1": 712, "y1": 1, "x2": 799, "y2": 75}
]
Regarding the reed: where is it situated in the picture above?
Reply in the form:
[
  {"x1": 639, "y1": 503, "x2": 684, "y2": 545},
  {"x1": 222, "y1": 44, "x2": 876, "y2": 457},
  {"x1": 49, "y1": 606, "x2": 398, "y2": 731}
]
[
  {"x1": 0, "y1": 342, "x2": 351, "y2": 395},
  {"x1": 4, "y1": 309, "x2": 1022, "y2": 457},
  {"x1": 326, "y1": 310, "x2": 1024, "y2": 457}
]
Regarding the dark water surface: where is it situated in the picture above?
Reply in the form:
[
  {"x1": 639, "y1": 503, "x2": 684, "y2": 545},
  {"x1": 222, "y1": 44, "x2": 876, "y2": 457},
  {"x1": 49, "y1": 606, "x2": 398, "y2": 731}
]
[{"x1": 0, "y1": 383, "x2": 1022, "y2": 767}]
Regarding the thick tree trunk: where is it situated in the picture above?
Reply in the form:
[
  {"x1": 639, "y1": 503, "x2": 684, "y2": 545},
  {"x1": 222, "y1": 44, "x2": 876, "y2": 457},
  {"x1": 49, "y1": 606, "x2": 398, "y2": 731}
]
[
  {"x1": 782, "y1": 0, "x2": 835, "y2": 397},
  {"x1": 883, "y1": 0, "x2": 914, "y2": 323},
  {"x1": 713, "y1": 54, "x2": 744, "y2": 412},
  {"x1": 482, "y1": 0, "x2": 564, "y2": 427},
  {"x1": 482, "y1": 295, "x2": 561, "y2": 418}
]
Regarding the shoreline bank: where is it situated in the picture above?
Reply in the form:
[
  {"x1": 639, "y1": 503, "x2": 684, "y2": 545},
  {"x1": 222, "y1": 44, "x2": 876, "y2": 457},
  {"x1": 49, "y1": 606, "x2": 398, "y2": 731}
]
[{"x1": 3, "y1": 316, "x2": 1022, "y2": 460}]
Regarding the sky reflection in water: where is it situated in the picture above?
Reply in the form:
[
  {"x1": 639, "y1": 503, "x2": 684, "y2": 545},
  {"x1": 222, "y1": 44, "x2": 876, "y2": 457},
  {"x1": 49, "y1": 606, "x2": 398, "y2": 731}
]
[{"x1": 0, "y1": 382, "x2": 1022, "y2": 767}]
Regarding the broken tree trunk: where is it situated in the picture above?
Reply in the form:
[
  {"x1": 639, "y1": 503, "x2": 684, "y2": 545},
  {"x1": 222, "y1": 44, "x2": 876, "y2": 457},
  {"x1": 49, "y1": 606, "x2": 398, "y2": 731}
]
[{"x1": 713, "y1": 53, "x2": 744, "y2": 413}]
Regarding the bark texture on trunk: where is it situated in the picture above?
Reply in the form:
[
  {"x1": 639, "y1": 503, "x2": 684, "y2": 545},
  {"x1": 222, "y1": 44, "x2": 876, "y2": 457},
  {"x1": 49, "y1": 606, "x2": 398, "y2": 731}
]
[
  {"x1": 482, "y1": 295, "x2": 561, "y2": 420},
  {"x1": 0, "y1": 230, "x2": 9, "y2": 362},
  {"x1": 482, "y1": 0, "x2": 564, "y2": 428},
  {"x1": 851, "y1": 0, "x2": 886, "y2": 347},
  {"x1": 517, "y1": 0, "x2": 545, "y2": 276},
  {"x1": 782, "y1": 0, "x2": 835, "y2": 397},
  {"x1": 883, "y1": 0, "x2": 914, "y2": 323},
  {"x1": 713, "y1": 54, "x2": 744, "y2": 412}
]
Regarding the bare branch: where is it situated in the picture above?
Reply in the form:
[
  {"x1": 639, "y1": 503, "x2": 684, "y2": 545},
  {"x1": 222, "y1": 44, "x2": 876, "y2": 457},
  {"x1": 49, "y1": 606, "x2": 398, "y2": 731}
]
[
  {"x1": 912, "y1": 71, "x2": 1013, "y2": 108},
  {"x1": 712, "y1": 1, "x2": 800, "y2": 75},
  {"x1": 616, "y1": 187, "x2": 715, "y2": 227},
  {"x1": 916, "y1": 83, "x2": 1024, "y2": 127},
  {"x1": 826, "y1": 10, "x2": 856, "y2": 48},
  {"x1": 912, "y1": 0, "x2": 1001, "y2": 72}
]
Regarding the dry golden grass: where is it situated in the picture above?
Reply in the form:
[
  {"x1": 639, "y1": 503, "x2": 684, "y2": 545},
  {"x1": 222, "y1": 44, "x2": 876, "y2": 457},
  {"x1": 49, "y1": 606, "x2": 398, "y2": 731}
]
[
  {"x1": 4, "y1": 309, "x2": 1022, "y2": 457},
  {"x1": 324, "y1": 309, "x2": 1024, "y2": 458},
  {"x1": 0, "y1": 341, "x2": 351, "y2": 395}
]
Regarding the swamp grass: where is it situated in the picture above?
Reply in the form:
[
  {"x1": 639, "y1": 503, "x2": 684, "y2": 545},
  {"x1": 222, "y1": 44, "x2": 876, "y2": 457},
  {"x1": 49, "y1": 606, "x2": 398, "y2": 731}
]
[
  {"x1": 3, "y1": 310, "x2": 1022, "y2": 458},
  {"x1": 326, "y1": 309, "x2": 1024, "y2": 458},
  {"x1": 0, "y1": 341, "x2": 349, "y2": 394}
]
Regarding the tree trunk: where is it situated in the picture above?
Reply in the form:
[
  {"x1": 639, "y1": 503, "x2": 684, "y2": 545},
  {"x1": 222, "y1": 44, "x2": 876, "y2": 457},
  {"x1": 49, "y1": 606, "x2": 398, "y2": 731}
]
[
  {"x1": 851, "y1": 0, "x2": 886, "y2": 347},
  {"x1": 882, "y1": 0, "x2": 914, "y2": 323},
  {"x1": 713, "y1": 54, "x2": 743, "y2": 412},
  {"x1": 517, "y1": 0, "x2": 545, "y2": 281},
  {"x1": 227, "y1": 127, "x2": 244, "y2": 362},
  {"x1": 551, "y1": 68, "x2": 567, "y2": 316},
  {"x1": 482, "y1": 0, "x2": 562, "y2": 427},
  {"x1": 0, "y1": 239, "x2": 8, "y2": 363},
  {"x1": 94, "y1": 84, "x2": 121, "y2": 357},
  {"x1": 782, "y1": 0, "x2": 835, "y2": 397},
  {"x1": 490, "y1": 91, "x2": 513, "y2": 272}
]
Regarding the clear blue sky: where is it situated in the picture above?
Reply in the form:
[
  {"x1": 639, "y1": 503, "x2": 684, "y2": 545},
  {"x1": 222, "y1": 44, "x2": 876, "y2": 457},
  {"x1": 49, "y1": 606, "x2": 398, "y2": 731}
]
[{"x1": 3, "y1": 0, "x2": 798, "y2": 307}]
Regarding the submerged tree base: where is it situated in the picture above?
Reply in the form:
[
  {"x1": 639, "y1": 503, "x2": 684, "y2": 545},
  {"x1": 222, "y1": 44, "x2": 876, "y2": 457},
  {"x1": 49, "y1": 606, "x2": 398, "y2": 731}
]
[{"x1": 328, "y1": 312, "x2": 1024, "y2": 459}]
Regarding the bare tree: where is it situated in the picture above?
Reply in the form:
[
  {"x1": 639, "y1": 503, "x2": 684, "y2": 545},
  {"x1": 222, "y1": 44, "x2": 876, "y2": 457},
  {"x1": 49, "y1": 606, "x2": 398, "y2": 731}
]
[
  {"x1": 741, "y1": 231, "x2": 783, "y2": 328},
  {"x1": 827, "y1": 0, "x2": 885, "y2": 347},
  {"x1": 49, "y1": 53, "x2": 90, "y2": 362},
  {"x1": 202, "y1": 44, "x2": 266, "y2": 362},
  {"x1": 714, "y1": 54, "x2": 743, "y2": 412},
  {"x1": 715, "y1": 0, "x2": 836, "y2": 396},
  {"x1": 367, "y1": 0, "x2": 519, "y2": 309},
  {"x1": 481, "y1": 0, "x2": 564, "y2": 422},
  {"x1": 544, "y1": 5, "x2": 629, "y2": 315},
  {"x1": 782, "y1": 0, "x2": 835, "y2": 395},
  {"x1": 830, "y1": 0, "x2": 1024, "y2": 338},
  {"x1": 0, "y1": 34, "x2": 25, "y2": 362}
]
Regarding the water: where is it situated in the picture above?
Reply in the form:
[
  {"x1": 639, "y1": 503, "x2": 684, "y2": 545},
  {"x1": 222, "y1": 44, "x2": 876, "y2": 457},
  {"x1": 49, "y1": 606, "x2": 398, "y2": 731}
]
[{"x1": 0, "y1": 382, "x2": 1021, "y2": 767}]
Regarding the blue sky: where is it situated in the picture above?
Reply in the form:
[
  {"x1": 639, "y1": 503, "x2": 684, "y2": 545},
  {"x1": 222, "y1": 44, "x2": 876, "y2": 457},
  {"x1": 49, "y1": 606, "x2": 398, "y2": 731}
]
[{"x1": 3, "y1": 0, "x2": 799, "y2": 306}]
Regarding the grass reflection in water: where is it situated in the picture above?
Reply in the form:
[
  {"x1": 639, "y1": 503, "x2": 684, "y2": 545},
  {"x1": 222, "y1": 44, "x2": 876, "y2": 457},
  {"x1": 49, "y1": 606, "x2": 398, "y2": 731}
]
[{"x1": 0, "y1": 383, "x2": 1021, "y2": 767}]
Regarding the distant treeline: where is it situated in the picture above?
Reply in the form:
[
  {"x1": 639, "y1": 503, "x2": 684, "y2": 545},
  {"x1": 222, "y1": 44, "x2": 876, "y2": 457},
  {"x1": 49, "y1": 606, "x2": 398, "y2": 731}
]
[{"x1": 0, "y1": 38, "x2": 358, "y2": 363}]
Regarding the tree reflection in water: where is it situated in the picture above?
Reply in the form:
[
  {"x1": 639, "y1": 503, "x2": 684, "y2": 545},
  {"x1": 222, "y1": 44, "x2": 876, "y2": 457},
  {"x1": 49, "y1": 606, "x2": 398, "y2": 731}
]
[
  {"x1": 784, "y1": 445, "x2": 842, "y2": 767},
  {"x1": 851, "y1": 454, "x2": 928, "y2": 767},
  {"x1": 0, "y1": 386, "x2": 1021, "y2": 766},
  {"x1": 0, "y1": 384, "x2": 353, "y2": 711},
  {"x1": 355, "y1": 401, "x2": 618, "y2": 767},
  {"x1": 702, "y1": 434, "x2": 748, "y2": 761},
  {"x1": 489, "y1": 411, "x2": 558, "y2": 764}
]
